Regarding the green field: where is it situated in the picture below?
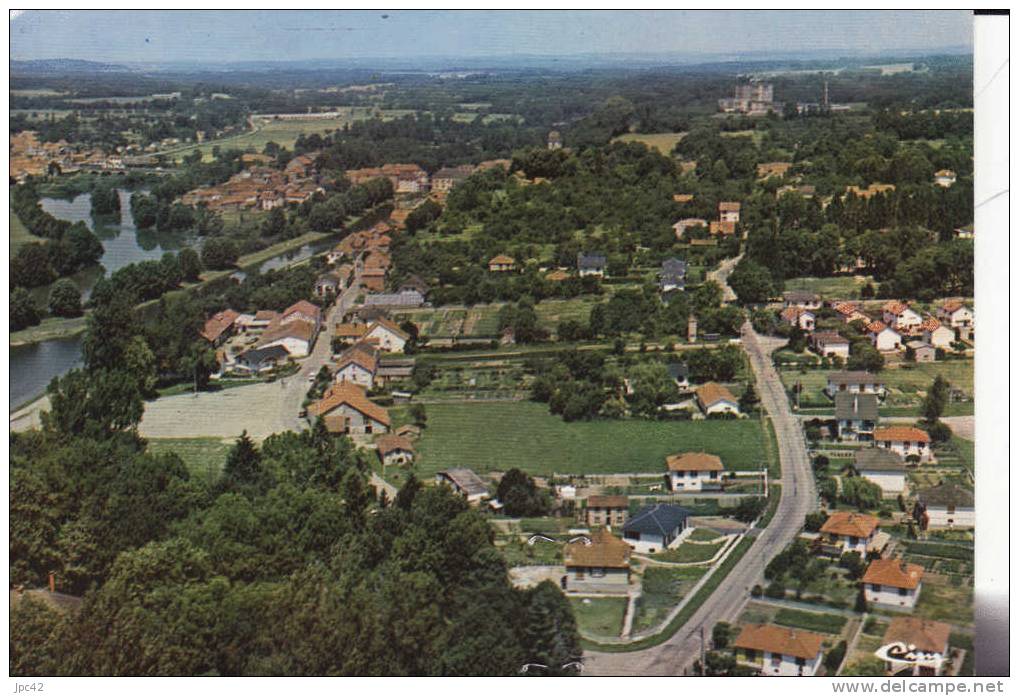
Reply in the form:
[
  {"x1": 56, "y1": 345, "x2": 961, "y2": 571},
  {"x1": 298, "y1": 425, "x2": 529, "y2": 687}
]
[
  {"x1": 782, "y1": 275, "x2": 875, "y2": 299},
  {"x1": 146, "y1": 437, "x2": 233, "y2": 483},
  {"x1": 570, "y1": 597, "x2": 629, "y2": 639},
  {"x1": 773, "y1": 608, "x2": 848, "y2": 634},
  {"x1": 654, "y1": 540, "x2": 725, "y2": 564},
  {"x1": 632, "y1": 566, "x2": 706, "y2": 633},
  {"x1": 611, "y1": 132, "x2": 687, "y2": 155},
  {"x1": 405, "y1": 401, "x2": 773, "y2": 476},
  {"x1": 779, "y1": 359, "x2": 974, "y2": 414},
  {"x1": 10, "y1": 210, "x2": 43, "y2": 253}
]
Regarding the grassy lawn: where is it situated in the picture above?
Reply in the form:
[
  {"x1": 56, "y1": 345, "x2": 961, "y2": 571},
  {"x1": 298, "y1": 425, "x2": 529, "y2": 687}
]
[
  {"x1": 10, "y1": 209, "x2": 43, "y2": 253},
  {"x1": 9, "y1": 315, "x2": 89, "y2": 346},
  {"x1": 912, "y1": 579, "x2": 974, "y2": 625},
  {"x1": 146, "y1": 437, "x2": 233, "y2": 483},
  {"x1": 654, "y1": 541, "x2": 725, "y2": 564},
  {"x1": 631, "y1": 566, "x2": 706, "y2": 633},
  {"x1": 405, "y1": 401, "x2": 773, "y2": 476},
  {"x1": 773, "y1": 608, "x2": 848, "y2": 634},
  {"x1": 687, "y1": 528, "x2": 722, "y2": 542},
  {"x1": 611, "y1": 132, "x2": 687, "y2": 155},
  {"x1": 497, "y1": 537, "x2": 563, "y2": 566},
  {"x1": 783, "y1": 275, "x2": 875, "y2": 299},
  {"x1": 570, "y1": 597, "x2": 629, "y2": 639},
  {"x1": 778, "y1": 359, "x2": 973, "y2": 414}
]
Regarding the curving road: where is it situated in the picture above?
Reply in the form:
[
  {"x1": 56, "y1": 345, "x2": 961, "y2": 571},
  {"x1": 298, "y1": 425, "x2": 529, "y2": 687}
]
[{"x1": 582, "y1": 321, "x2": 817, "y2": 675}]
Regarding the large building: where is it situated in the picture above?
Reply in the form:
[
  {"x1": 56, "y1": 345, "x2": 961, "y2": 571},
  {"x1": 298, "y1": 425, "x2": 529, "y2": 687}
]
[{"x1": 718, "y1": 83, "x2": 782, "y2": 114}]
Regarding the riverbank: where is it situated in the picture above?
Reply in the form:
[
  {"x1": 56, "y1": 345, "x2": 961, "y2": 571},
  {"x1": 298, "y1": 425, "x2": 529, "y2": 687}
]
[{"x1": 9, "y1": 229, "x2": 333, "y2": 347}]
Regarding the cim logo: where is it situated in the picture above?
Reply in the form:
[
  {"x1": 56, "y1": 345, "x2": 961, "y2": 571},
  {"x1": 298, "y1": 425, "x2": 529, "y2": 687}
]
[{"x1": 874, "y1": 642, "x2": 944, "y2": 670}]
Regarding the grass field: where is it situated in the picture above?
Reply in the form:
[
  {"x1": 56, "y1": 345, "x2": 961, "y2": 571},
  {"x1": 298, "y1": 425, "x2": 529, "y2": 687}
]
[
  {"x1": 611, "y1": 132, "x2": 687, "y2": 155},
  {"x1": 779, "y1": 359, "x2": 974, "y2": 414},
  {"x1": 632, "y1": 566, "x2": 706, "y2": 633},
  {"x1": 687, "y1": 528, "x2": 722, "y2": 542},
  {"x1": 160, "y1": 108, "x2": 394, "y2": 161},
  {"x1": 146, "y1": 436, "x2": 233, "y2": 483},
  {"x1": 773, "y1": 608, "x2": 848, "y2": 634},
  {"x1": 913, "y1": 578, "x2": 974, "y2": 625},
  {"x1": 404, "y1": 401, "x2": 774, "y2": 476},
  {"x1": 570, "y1": 597, "x2": 629, "y2": 639},
  {"x1": 10, "y1": 210, "x2": 43, "y2": 253},
  {"x1": 654, "y1": 540, "x2": 725, "y2": 564},
  {"x1": 782, "y1": 275, "x2": 875, "y2": 299}
]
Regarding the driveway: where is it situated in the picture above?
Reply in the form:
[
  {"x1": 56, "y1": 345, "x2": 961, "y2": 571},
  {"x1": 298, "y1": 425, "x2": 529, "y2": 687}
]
[{"x1": 583, "y1": 323, "x2": 817, "y2": 675}]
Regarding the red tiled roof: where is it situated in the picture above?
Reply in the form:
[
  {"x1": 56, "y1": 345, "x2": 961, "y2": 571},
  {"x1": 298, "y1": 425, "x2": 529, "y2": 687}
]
[
  {"x1": 873, "y1": 426, "x2": 931, "y2": 443},
  {"x1": 696, "y1": 382, "x2": 737, "y2": 408},
  {"x1": 369, "y1": 316, "x2": 410, "y2": 341},
  {"x1": 200, "y1": 309, "x2": 240, "y2": 342},
  {"x1": 734, "y1": 624, "x2": 825, "y2": 660},
  {"x1": 863, "y1": 558, "x2": 924, "y2": 590},
  {"x1": 719, "y1": 201, "x2": 742, "y2": 212},
  {"x1": 308, "y1": 382, "x2": 390, "y2": 426},
  {"x1": 820, "y1": 511, "x2": 879, "y2": 539},
  {"x1": 666, "y1": 452, "x2": 723, "y2": 472},
  {"x1": 564, "y1": 529, "x2": 631, "y2": 569},
  {"x1": 376, "y1": 434, "x2": 414, "y2": 456},
  {"x1": 883, "y1": 617, "x2": 951, "y2": 654}
]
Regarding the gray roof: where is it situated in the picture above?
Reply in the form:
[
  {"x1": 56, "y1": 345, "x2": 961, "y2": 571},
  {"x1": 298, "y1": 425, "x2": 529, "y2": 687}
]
[
  {"x1": 916, "y1": 483, "x2": 974, "y2": 508},
  {"x1": 828, "y1": 371, "x2": 884, "y2": 386},
  {"x1": 363, "y1": 290, "x2": 425, "y2": 307},
  {"x1": 623, "y1": 504, "x2": 690, "y2": 537},
  {"x1": 661, "y1": 258, "x2": 688, "y2": 276},
  {"x1": 667, "y1": 363, "x2": 689, "y2": 381},
  {"x1": 834, "y1": 392, "x2": 879, "y2": 421},
  {"x1": 577, "y1": 252, "x2": 607, "y2": 270},
  {"x1": 784, "y1": 290, "x2": 820, "y2": 302},
  {"x1": 854, "y1": 448, "x2": 905, "y2": 472},
  {"x1": 438, "y1": 468, "x2": 488, "y2": 497},
  {"x1": 237, "y1": 344, "x2": 290, "y2": 366}
]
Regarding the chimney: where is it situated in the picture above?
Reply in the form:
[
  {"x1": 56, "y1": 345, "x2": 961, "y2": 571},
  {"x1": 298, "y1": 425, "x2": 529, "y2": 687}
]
[
  {"x1": 48, "y1": 571, "x2": 55, "y2": 593},
  {"x1": 687, "y1": 315, "x2": 698, "y2": 344}
]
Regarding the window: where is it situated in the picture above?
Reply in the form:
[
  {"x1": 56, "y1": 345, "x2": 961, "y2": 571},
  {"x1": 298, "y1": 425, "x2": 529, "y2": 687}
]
[
  {"x1": 871, "y1": 584, "x2": 881, "y2": 592},
  {"x1": 796, "y1": 657, "x2": 806, "y2": 667},
  {"x1": 591, "y1": 568, "x2": 605, "y2": 578},
  {"x1": 899, "y1": 587, "x2": 908, "y2": 596}
]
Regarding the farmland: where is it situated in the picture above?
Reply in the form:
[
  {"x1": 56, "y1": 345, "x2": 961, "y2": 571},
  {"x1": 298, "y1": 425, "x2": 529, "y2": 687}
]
[
  {"x1": 782, "y1": 275, "x2": 876, "y2": 299},
  {"x1": 611, "y1": 131, "x2": 687, "y2": 155},
  {"x1": 146, "y1": 436, "x2": 234, "y2": 483},
  {"x1": 396, "y1": 401, "x2": 775, "y2": 477}
]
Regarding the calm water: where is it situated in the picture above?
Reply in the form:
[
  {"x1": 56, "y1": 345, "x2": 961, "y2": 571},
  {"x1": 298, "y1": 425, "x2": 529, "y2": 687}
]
[{"x1": 9, "y1": 335, "x2": 85, "y2": 411}]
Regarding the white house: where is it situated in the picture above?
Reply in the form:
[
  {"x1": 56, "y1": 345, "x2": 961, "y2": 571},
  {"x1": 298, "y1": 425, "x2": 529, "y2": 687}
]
[
  {"x1": 835, "y1": 392, "x2": 879, "y2": 442},
  {"x1": 812, "y1": 331, "x2": 850, "y2": 359},
  {"x1": 563, "y1": 529, "x2": 631, "y2": 591},
  {"x1": 375, "y1": 434, "x2": 415, "y2": 467},
  {"x1": 364, "y1": 317, "x2": 410, "y2": 353},
  {"x1": 256, "y1": 318, "x2": 317, "y2": 358},
  {"x1": 825, "y1": 371, "x2": 886, "y2": 398},
  {"x1": 863, "y1": 558, "x2": 924, "y2": 609},
  {"x1": 933, "y1": 169, "x2": 957, "y2": 187},
  {"x1": 936, "y1": 301, "x2": 974, "y2": 329},
  {"x1": 333, "y1": 345, "x2": 378, "y2": 389},
  {"x1": 781, "y1": 306, "x2": 816, "y2": 332},
  {"x1": 914, "y1": 483, "x2": 975, "y2": 530},
  {"x1": 921, "y1": 318, "x2": 954, "y2": 349},
  {"x1": 307, "y1": 383, "x2": 390, "y2": 435},
  {"x1": 868, "y1": 321, "x2": 902, "y2": 352},
  {"x1": 882, "y1": 301, "x2": 923, "y2": 332},
  {"x1": 436, "y1": 468, "x2": 489, "y2": 505},
  {"x1": 819, "y1": 511, "x2": 880, "y2": 556},
  {"x1": 873, "y1": 426, "x2": 934, "y2": 463},
  {"x1": 877, "y1": 617, "x2": 952, "y2": 677},
  {"x1": 854, "y1": 448, "x2": 907, "y2": 497},
  {"x1": 696, "y1": 382, "x2": 740, "y2": 416},
  {"x1": 719, "y1": 201, "x2": 741, "y2": 223},
  {"x1": 577, "y1": 252, "x2": 607, "y2": 277},
  {"x1": 666, "y1": 452, "x2": 725, "y2": 492},
  {"x1": 621, "y1": 504, "x2": 689, "y2": 554},
  {"x1": 734, "y1": 624, "x2": 825, "y2": 677}
]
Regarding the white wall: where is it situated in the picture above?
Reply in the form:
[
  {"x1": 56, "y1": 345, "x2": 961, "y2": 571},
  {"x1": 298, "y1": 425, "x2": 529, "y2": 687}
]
[
  {"x1": 859, "y1": 470, "x2": 906, "y2": 496},
  {"x1": 335, "y1": 363, "x2": 374, "y2": 388},
  {"x1": 865, "y1": 583, "x2": 920, "y2": 609},
  {"x1": 926, "y1": 506, "x2": 975, "y2": 529},
  {"x1": 758, "y1": 651, "x2": 822, "y2": 676},
  {"x1": 705, "y1": 400, "x2": 740, "y2": 416},
  {"x1": 366, "y1": 325, "x2": 407, "y2": 353},
  {"x1": 668, "y1": 471, "x2": 720, "y2": 491},
  {"x1": 261, "y1": 336, "x2": 310, "y2": 358}
]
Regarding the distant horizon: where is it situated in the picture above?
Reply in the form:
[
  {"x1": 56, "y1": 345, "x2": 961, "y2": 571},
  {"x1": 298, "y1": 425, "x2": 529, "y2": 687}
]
[{"x1": 10, "y1": 10, "x2": 973, "y2": 65}]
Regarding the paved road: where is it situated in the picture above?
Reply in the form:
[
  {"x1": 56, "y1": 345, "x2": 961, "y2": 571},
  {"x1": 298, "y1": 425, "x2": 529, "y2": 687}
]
[
  {"x1": 706, "y1": 254, "x2": 742, "y2": 303},
  {"x1": 583, "y1": 323, "x2": 817, "y2": 675}
]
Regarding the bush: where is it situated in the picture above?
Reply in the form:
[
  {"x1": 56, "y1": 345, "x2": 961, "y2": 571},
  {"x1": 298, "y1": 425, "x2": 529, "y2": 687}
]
[
  {"x1": 825, "y1": 640, "x2": 848, "y2": 673},
  {"x1": 48, "y1": 278, "x2": 83, "y2": 317},
  {"x1": 764, "y1": 581, "x2": 786, "y2": 599}
]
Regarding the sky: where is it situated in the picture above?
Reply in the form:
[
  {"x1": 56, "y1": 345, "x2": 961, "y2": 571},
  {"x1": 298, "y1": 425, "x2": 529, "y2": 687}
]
[{"x1": 10, "y1": 10, "x2": 973, "y2": 65}]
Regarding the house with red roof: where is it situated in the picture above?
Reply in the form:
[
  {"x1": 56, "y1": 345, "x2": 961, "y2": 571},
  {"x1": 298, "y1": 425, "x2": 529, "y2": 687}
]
[
  {"x1": 867, "y1": 320, "x2": 902, "y2": 352},
  {"x1": 307, "y1": 382, "x2": 390, "y2": 435},
  {"x1": 863, "y1": 558, "x2": 925, "y2": 609},
  {"x1": 873, "y1": 426, "x2": 934, "y2": 463},
  {"x1": 734, "y1": 624, "x2": 826, "y2": 676}
]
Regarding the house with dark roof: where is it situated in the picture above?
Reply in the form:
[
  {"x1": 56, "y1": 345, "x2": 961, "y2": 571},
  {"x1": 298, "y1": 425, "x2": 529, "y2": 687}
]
[
  {"x1": 622, "y1": 504, "x2": 690, "y2": 554},
  {"x1": 825, "y1": 371, "x2": 886, "y2": 398},
  {"x1": 585, "y1": 495, "x2": 629, "y2": 527},
  {"x1": 835, "y1": 392, "x2": 879, "y2": 441},
  {"x1": 398, "y1": 274, "x2": 430, "y2": 297},
  {"x1": 783, "y1": 290, "x2": 822, "y2": 310},
  {"x1": 666, "y1": 452, "x2": 725, "y2": 492},
  {"x1": 854, "y1": 448, "x2": 907, "y2": 496},
  {"x1": 577, "y1": 252, "x2": 607, "y2": 277},
  {"x1": 913, "y1": 483, "x2": 974, "y2": 529},
  {"x1": 666, "y1": 362, "x2": 690, "y2": 390},
  {"x1": 812, "y1": 331, "x2": 850, "y2": 359},
  {"x1": 436, "y1": 468, "x2": 489, "y2": 505},
  {"x1": 564, "y1": 529, "x2": 631, "y2": 590},
  {"x1": 659, "y1": 257, "x2": 687, "y2": 292},
  {"x1": 232, "y1": 344, "x2": 291, "y2": 375},
  {"x1": 734, "y1": 624, "x2": 825, "y2": 676}
]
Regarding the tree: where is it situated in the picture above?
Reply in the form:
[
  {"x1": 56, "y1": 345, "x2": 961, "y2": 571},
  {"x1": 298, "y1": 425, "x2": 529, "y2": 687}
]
[
  {"x1": 48, "y1": 278, "x2": 83, "y2": 317},
  {"x1": 178, "y1": 248, "x2": 202, "y2": 282},
  {"x1": 123, "y1": 335, "x2": 158, "y2": 397},
  {"x1": 496, "y1": 468, "x2": 548, "y2": 517},
  {"x1": 10, "y1": 287, "x2": 42, "y2": 331},
  {"x1": 739, "y1": 382, "x2": 760, "y2": 415},
  {"x1": 733, "y1": 496, "x2": 766, "y2": 523},
  {"x1": 728, "y1": 259, "x2": 774, "y2": 305},
  {"x1": 260, "y1": 208, "x2": 287, "y2": 238},
  {"x1": 409, "y1": 403, "x2": 428, "y2": 428},
  {"x1": 804, "y1": 511, "x2": 828, "y2": 532},
  {"x1": 201, "y1": 237, "x2": 239, "y2": 270},
  {"x1": 825, "y1": 640, "x2": 848, "y2": 673},
  {"x1": 219, "y1": 431, "x2": 269, "y2": 496},
  {"x1": 922, "y1": 375, "x2": 950, "y2": 422},
  {"x1": 847, "y1": 343, "x2": 885, "y2": 372},
  {"x1": 42, "y1": 369, "x2": 143, "y2": 439},
  {"x1": 840, "y1": 476, "x2": 882, "y2": 511},
  {"x1": 82, "y1": 279, "x2": 138, "y2": 372},
  {"x1": 712, "y1": 621, "x2": 734, "y2": 650}
]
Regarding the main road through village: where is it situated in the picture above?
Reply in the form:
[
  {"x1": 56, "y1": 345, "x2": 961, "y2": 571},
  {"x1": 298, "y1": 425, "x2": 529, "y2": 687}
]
[{"x1": 583, "y1": 256, "x2": 818, "y2": 676}]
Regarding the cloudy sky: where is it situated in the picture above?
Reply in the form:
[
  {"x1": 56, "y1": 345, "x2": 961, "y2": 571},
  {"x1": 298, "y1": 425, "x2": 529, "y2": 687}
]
[{"x1": 10, "y1": 10, "x2": 973, "y2": 64}]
